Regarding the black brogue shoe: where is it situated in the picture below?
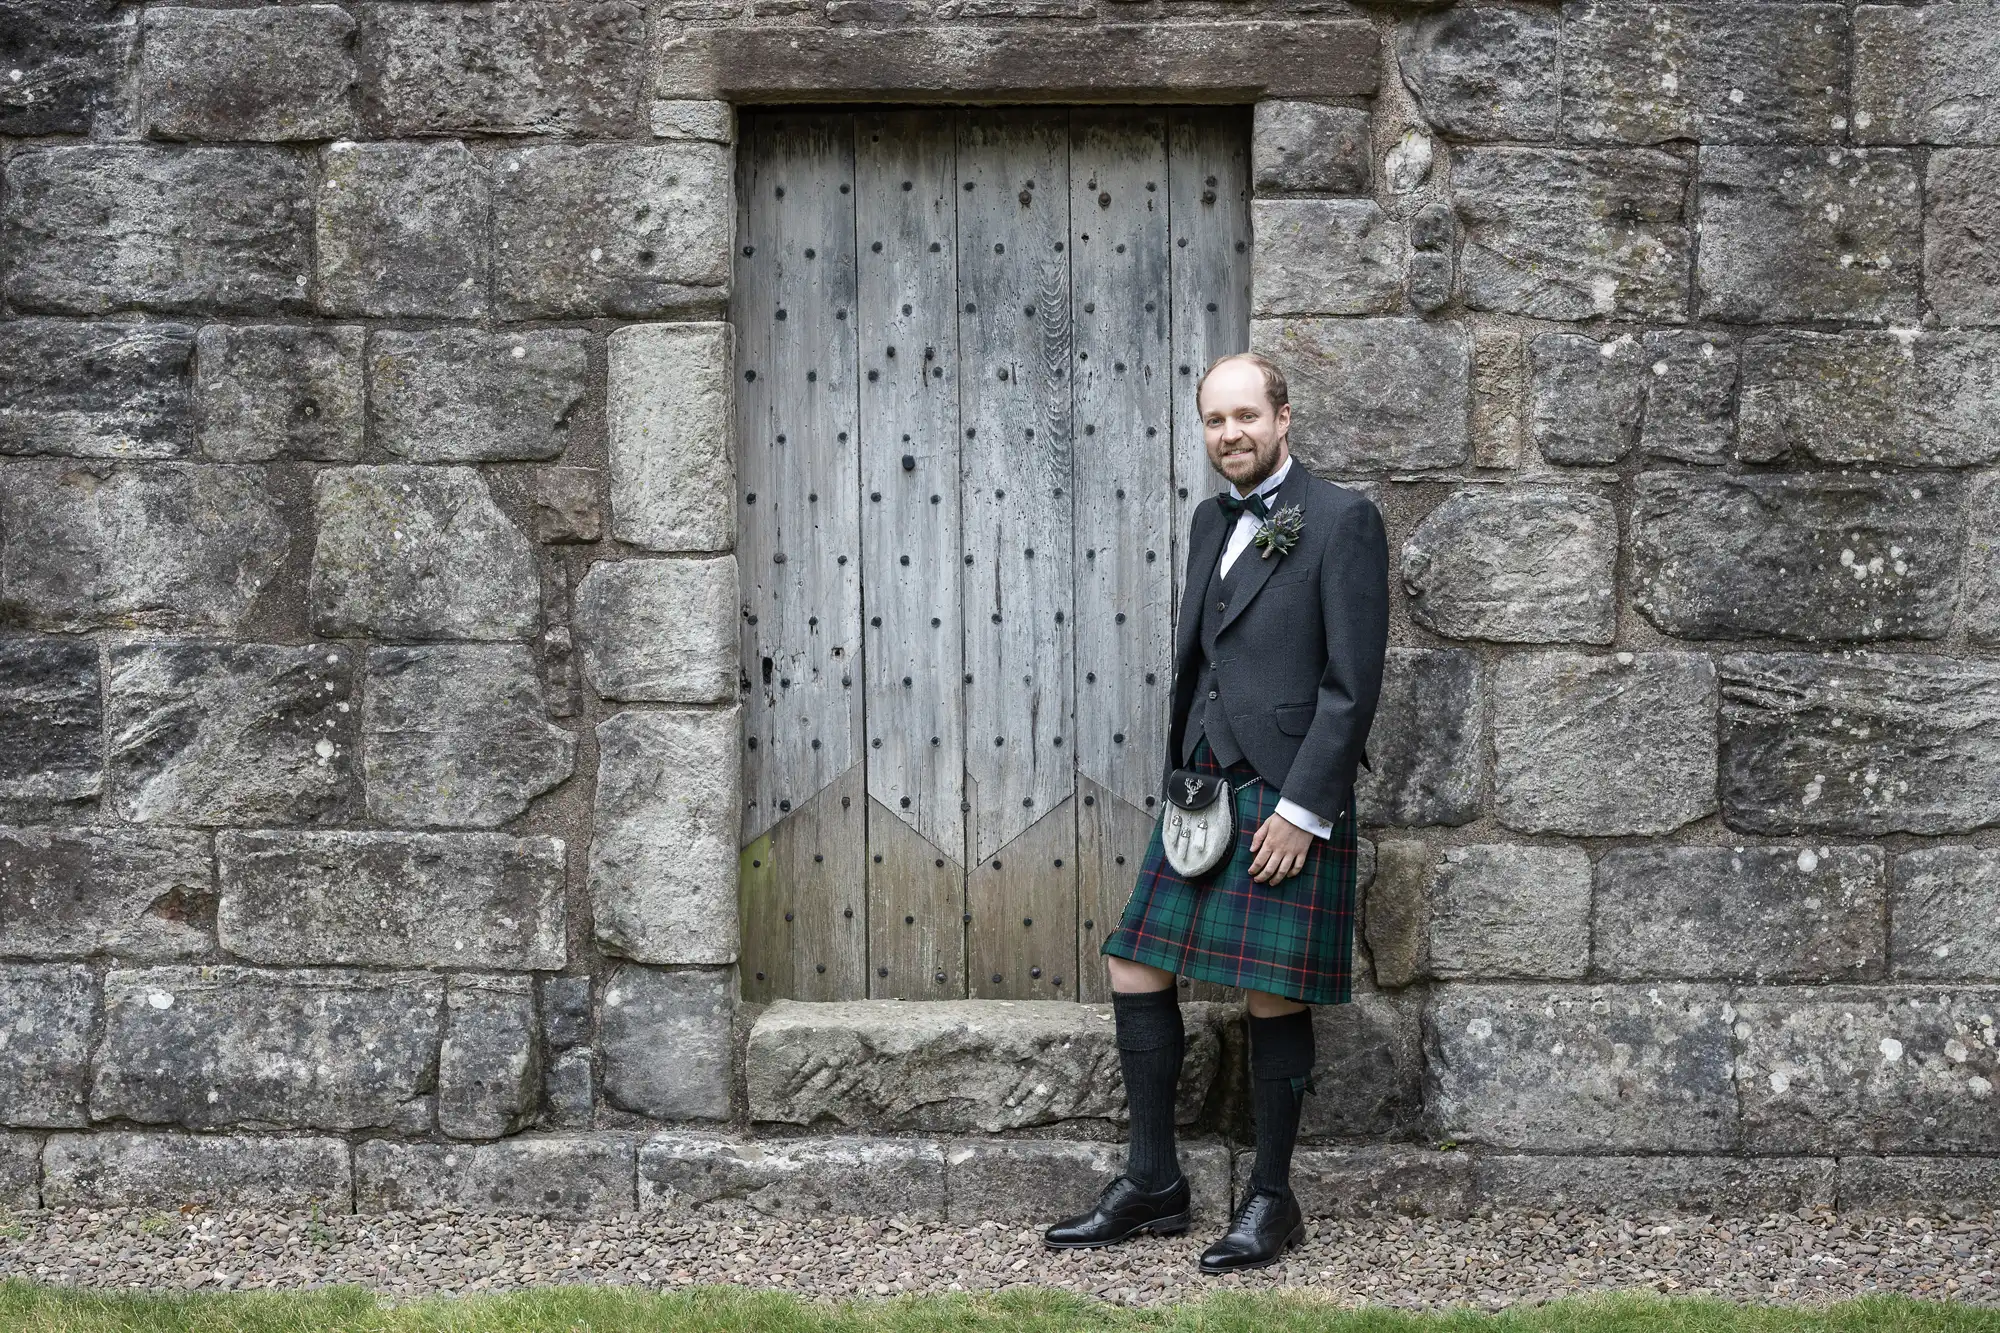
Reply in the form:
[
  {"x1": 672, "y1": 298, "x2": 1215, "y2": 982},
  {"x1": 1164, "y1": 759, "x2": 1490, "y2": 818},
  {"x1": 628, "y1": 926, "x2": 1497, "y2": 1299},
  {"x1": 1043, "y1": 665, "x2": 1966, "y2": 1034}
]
[
  {"x1": 1197, "y1": 1187, "x2": 1304, "y2": 1273},
  {"x1": 1042, "y1": 1173, "x2": 1192, "y2": 1249}
]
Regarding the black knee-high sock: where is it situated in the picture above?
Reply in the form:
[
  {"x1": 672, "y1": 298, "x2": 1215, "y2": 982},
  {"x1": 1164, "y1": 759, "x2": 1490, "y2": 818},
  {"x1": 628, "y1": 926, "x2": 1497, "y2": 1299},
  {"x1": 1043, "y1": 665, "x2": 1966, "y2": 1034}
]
[
  {"x1": 1247, "y1": 1008, "x2": 1316, "y2": 1201},
  {"x1": 1112, "y1": 987, "x2": 1185, "y2": 1191}
]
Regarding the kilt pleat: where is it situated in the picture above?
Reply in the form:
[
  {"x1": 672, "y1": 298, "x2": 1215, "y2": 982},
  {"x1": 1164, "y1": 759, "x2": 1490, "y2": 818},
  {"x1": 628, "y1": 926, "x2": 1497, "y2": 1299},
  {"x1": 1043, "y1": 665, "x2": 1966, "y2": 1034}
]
[{"x1": 1100, "y1": 734, "x2": 1358, "y2": 1005}]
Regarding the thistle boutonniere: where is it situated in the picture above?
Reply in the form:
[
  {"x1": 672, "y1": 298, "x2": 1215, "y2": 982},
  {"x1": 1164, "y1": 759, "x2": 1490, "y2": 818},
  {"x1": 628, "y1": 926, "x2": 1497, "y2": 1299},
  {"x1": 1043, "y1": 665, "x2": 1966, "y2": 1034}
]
[{"x1": 1253, "y1": 504, "x2": 1305, "y2": 559}]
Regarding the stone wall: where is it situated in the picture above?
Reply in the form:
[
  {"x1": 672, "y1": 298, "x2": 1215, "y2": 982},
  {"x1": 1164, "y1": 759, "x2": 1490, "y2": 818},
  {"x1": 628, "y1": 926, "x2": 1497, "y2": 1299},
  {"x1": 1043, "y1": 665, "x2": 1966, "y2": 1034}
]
[{"x1": 3, "y1": 0, "x2": 1999, "y2": 1218}]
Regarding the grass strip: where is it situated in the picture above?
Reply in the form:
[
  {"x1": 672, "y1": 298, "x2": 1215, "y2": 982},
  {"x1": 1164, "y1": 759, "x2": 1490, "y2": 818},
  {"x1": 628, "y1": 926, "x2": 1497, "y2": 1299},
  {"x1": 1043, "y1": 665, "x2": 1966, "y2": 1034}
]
[{"x1": 0, "y1": 1283, "x2": 1996, "y2": 1333}]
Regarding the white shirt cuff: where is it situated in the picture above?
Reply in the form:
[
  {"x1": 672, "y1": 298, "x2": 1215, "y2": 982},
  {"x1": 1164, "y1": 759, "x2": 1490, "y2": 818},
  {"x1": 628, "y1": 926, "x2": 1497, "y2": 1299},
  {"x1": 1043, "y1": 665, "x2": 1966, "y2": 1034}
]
[{"x1": 1273, "y1": 796, "x2": 1332, "y2": 840}]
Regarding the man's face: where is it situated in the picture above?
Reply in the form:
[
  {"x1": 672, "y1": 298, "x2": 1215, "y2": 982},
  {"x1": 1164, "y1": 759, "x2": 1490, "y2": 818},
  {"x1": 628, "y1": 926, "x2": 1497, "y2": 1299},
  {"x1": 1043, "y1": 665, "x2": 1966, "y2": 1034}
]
[{"x1": 1199, "y1": 359, "x2": 1291, "y2": 493}]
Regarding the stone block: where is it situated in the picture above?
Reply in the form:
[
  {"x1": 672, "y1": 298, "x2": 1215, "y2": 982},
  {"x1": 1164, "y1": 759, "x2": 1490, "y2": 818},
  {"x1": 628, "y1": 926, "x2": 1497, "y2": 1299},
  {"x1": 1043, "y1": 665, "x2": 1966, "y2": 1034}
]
[
  {"x1": 142, "y1": 5, "x2": 356, "y2": 141},
  {"x1": 599, "y1": 964, "x2": 733, "y2": 1121},
  {"x1": 1855, "y1": 5, "x2": 2000, "y2": 146},
  {"x1": 642, "y1": 1132, "x2": 946, "y2": 1219},
  {"x1": 362, "y1": 644, "x2": 574, "y2": 828},
  {"x1": 1632, "y1": 471, "x2": 1965, "y2": 644},
  {"x1": 358, "y1": 0, "x2": 646, "y2": 137},
  {"x1": 1697, "y1": 147, "x2": 1922, "y2": 325},
  {"x1": 1245, "y1": 1146, "x2": 1474, "y2": 1219},
  {"x1": 1562, "y1": 3, "x2": 1848, "y2": 147},
  {"x1": 93, "y1": 966, "x2": 443, "y2": 1132},
  {"x1": 1927, "y1": 150, "x2": 2000, "y2": 325},
  {"x1": 1958, "y1": 485, "x2": 2000, "y2": 627},
  {"x1": 1639, "y1": 330, "x2": 1738, "y2": 464},
  {"x1": 1253, "y1": 318, "x2": 1468, "y2": 471},
  {"x1": 1528, "y1": 332, "x2": 1644, "y2": 465},
  {"x1": 1251, "y1": 101, "x2": 1368, "y2": 195},
  {"x1": 0, "y1": 825, "x2": 210, "y2": 961},
  {"x1": 1356, "y1": 648, "x2": 1482, "y2": 829},
  {"x1": 493, "y1": 144, "x2": 731, "y2": 319},
  {"x1": 591, "y1": 709, "x2": 740, "y2": 965},
  {"x1": 0, "y1": 1134, "x2": 39, "y2": 1209},
  {"x1": 369, "y1": 328, "x2": 588, "y2": 463},
  {"x1": 104, "y1": 641, "x2": 360, "y2": 827},
  {"x1": 1363, "y1": 840, "x2": 1430, "y2": 990},
  {"x1": 0, "y1": 0, "x2": 126, "y2": 135},
  {"x1": 0, "y1": 461, "x2": 290, "y2": 634},
  {"x1": 543, "y1": 1048, "x2": 594, "y2": 1128},
  {"x1": 1385, "y1": 127, "x2": 1435, "y2": 197},
  {"x1": 535, "y1": 467, "x2": 603, "y2": 544},
  {"x1": 542, "y1": 975, "x2": 592, "y2": 1050},
  {"x1": 1454, "y1": 148, "x2": 1690, "y2": 321},
  {"x1": 310, "y1": 465, "x2": 540, "y2": 641},
  {"x1": 746, "y1": 999, "x2": 1226, "y2": 1133},
  {"x1": 1476, "y1": 1155, "x2": 1835, "y2": 1215},
  {"x1": 42, "y1": 1132, "x2": 351, "y2": 1211},
  {"x1": 1738, "y1": 331, "x2": 2000, "y2": 467},
  {"x1": 1425, "y1": 983, "x2": 1737, "y2": 1152},
  {"x1": 196, "y1": 325, "x2": 364, "y2": 463},
  {"x1": 0, "y1": 638, "x2": 101, "y2": 807},
  {"x1": 0, "y1": 320, "x2": 194, "y2": 460},
  {"x1": 1470, "y1": 325, "x2": 1526, "y2": 468},
  {"x1": 1837, "y1": 1156, "x2": 2000, "y2": 1218},
  {"x1": 1251, "y1": 201, "x2": 1405, "y2": 317},
  {"x1": 440, "y1": 976, "x2": 541, "y2": 1141},
  {"x1": 1299, "y1": 990, "x2": 1425, "y2": 1141},
  {"x1": 1735, "y1": 986, "x2": 2000, "y2": 1153},
  {"x1": 3, "y1": 146, "x2": 311, "y2": 315},
  {"x1": 316, "y1": 142, "x2": 488, "y2": 319},
  {"x1": 356, "y1": 1136, "x2": 636, "y2": 1217},
  {"x1": 652, "y1": 100, "x2": 735, "y2": 144},
  {"x1": 655, "y1": 22, "x2": 1378, "y2": 102},
  {"x1": 217, "y1": 830, "x2": 565, "y2": 970},
  {"x1": 1398, "y1": 7, "x2": 1557, "y2": 142},
  {"x1": 1494, "y1": 652, "x2": 1717, "y2": 837},
  {"x1": 1719, "y1": 652, "x2": 2000, "y2": 837},
  {"x1": 608, "y1": 322, "x2": 734, "y2": 552},
  {"x1": 0, "y1": 964, "x2": 94, "y2": 1127},
  {"x1": 1596, "y1": 846, "x2": 1886, "y2": 983},
  {"x1": 1428, "y1": 845, "x2": 1591, "y2": 982},
  {"x1": 575, "y1": 559, "x2": 737, "y2": 703},
  {"x1": 1891, "y1": 849, "x2": 2000, "y2": 981},
  {"x1": 1406, "y1": 252, "x2": 1452, "y2": 315},
  {"x1": 1401, "y1": 487, "x2": 1617, "y2": 645},
  {"x1": 947, "y1": 1138, "x2": 1233, "y2": 1224}
]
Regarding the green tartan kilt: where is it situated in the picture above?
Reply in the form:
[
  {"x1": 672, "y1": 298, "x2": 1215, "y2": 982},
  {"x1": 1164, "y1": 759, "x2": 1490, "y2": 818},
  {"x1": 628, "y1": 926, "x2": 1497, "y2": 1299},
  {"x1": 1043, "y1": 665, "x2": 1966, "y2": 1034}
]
[{"x1": 1100, "y1": 733, "x2": 1359, "y2": 1006}]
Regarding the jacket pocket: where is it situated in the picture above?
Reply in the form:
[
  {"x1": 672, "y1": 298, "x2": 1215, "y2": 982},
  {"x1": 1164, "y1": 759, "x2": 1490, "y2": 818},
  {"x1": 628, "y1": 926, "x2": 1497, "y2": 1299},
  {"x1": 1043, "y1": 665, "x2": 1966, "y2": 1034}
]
[{"x1": 1274, "y1": 701, "x2": 1315, "y2": 736}]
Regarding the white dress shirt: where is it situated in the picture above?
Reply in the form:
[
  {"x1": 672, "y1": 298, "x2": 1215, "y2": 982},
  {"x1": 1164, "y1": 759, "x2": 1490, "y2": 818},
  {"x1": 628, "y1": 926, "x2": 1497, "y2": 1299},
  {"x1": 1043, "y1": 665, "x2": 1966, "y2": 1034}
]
[{"x1": 1216, "y1": 455, "x2": 1334, "y2": 841}]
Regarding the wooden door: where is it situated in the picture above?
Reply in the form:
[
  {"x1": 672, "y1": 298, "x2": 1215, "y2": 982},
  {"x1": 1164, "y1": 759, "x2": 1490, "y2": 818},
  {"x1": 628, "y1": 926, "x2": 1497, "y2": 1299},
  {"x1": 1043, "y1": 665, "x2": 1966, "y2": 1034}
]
[{"x1": 735, "y1": 107, "x2": 1251, "y2": 1004}]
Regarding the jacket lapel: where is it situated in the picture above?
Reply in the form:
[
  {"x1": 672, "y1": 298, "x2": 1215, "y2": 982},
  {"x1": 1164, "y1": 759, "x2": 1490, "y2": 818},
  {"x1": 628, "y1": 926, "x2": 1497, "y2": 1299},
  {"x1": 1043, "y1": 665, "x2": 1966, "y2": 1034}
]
[{"x1": 1215, "y1": 459, "x2": 1309, "y2": 638}]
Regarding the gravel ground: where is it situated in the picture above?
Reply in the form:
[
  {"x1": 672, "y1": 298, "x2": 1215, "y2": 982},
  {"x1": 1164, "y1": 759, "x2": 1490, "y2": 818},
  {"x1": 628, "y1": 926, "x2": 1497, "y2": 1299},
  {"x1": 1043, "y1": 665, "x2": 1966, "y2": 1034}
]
[{"x1": 1, "y1": 1207, "x2": 1996, "y2": 1310}]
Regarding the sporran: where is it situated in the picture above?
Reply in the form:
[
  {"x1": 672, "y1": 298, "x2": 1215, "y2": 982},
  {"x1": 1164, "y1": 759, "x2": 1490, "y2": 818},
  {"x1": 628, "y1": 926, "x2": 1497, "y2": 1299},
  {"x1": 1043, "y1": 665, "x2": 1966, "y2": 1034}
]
[{"x1": 1160, "y1": 768, "x2": 1234, "y2": 878}]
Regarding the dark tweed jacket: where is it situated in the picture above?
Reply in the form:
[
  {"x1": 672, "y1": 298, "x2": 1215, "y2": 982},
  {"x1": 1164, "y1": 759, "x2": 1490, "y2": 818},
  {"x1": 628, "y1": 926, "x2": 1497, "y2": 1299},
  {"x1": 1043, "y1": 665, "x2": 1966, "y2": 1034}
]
[{"x1": 1163, "y1": 458, "x2": 1391, "y2": 822}]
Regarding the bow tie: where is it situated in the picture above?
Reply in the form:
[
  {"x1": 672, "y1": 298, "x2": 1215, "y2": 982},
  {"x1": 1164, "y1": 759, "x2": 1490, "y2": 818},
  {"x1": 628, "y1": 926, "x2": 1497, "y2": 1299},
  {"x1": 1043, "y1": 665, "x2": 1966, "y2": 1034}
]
[{"x1": 1216, "y1": 490, "x2": 1272, "y2": 520}]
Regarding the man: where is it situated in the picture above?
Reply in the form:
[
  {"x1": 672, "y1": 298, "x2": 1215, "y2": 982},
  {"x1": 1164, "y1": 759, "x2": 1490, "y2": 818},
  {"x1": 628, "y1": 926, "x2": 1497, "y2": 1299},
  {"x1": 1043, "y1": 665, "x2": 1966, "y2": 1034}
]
[{"x1": 1043, "y1": 351, "x2": 1390, "y2": 1272}]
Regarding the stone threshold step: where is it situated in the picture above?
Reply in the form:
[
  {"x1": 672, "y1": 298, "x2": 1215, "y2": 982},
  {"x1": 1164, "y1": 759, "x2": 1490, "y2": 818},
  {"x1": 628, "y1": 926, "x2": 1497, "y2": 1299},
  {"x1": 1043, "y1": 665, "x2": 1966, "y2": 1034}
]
[{"x1": 744, "y1": 998, "x2": 1235, "y2": 1133}]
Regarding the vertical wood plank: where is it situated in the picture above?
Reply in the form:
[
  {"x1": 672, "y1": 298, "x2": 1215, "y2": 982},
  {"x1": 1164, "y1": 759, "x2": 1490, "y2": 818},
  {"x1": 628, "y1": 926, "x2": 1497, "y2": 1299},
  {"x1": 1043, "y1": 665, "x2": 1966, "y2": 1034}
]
[
  {"x1": 734, "y1": 112, "x2": 868, "y2": 997},
  {"x1": 1166, "y1": 108, "x2": 1254, "y2": 615},
  {"x1": 1069, "y1": 109, "x2": 1176, "y2": 999},
  {"x1": 958, "y1": 108, "x2": 1077, "y2": 1000},
  {"x1": 1076, "y1": 773, "x2": 1156, "y2": 1004},
  {"x1": 856, "y1": 109, "x2": 968, "y2": 998},
  {"x1": 740, "y1": 765, "x2": 868, "y2": 1002},
  {"x1": 866, "y1": 795, "x2": 965, "y2": 998}
]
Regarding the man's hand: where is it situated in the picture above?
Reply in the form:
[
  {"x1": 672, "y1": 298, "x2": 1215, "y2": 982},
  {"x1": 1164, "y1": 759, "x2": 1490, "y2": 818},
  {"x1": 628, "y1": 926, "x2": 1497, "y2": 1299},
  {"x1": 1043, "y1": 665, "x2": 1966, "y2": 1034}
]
[{"x1": 1247, "y1": 811, "x2": 1315, "y2": 885}]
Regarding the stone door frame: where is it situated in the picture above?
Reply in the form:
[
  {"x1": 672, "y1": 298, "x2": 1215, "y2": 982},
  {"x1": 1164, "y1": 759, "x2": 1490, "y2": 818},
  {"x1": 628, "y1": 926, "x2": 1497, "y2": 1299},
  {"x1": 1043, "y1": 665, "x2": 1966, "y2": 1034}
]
[{"x1": 597, "y1": 18, "x2": 1388, "y2": 1005}]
